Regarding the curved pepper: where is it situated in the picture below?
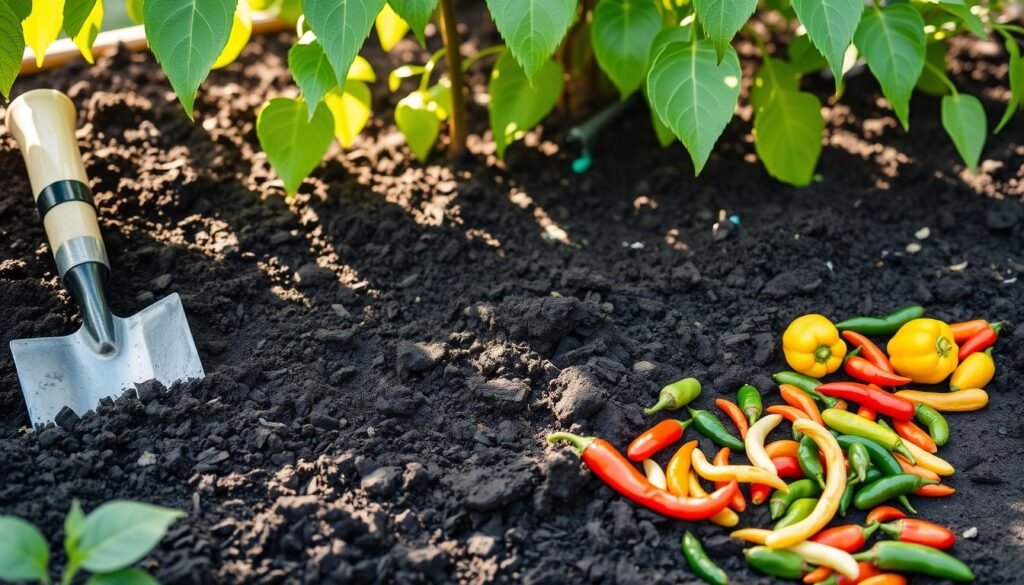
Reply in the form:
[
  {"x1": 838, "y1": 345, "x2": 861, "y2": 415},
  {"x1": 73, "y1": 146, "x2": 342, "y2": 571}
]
[
  {"x1": 665, "y1": 440, "x2": 699, "y2": 497},
  {"x1": 691, "y1": 448, "x2": 789, "y2": 491},
  {"x1": 765, "y1": 420, "x2": 847, "y2": 549},
  {"x1": 834, "y1": 435, "x2": 903, "y2": 477},
  {"x1": 713, "y1": 448, "x2": 747, "y2": 512},
  {"x1": 627, "y1": 419, "x2": 692, "y2": 461},
  {"x1": 950, "y1": 348, "x2": 994, "y2": 391},
  {"x1": 895, "y1": 388, "x2": 989, "y2": 412},
  {"x1": 715, "y1": 398, "x2": 749, "y2": 439},
  {"x1": 781, "y1": 384, "x2": 824, "y2": 425},
  {"x1": 847, "y1": 442, "x2": 870, "y2": 483},
  {"x1": 958, "y1": 322, "x2": 1001, "y2": 361},
  {"x1": 811, "y1": 524, "x2": 880, "y2": 553},
  {"x1": 892, "y1": 418, "x2": 937, "y2": 453},
  {"x1": 645, "y1": 377, "x2": 702, "y2": 414},
  {"x1": 774, "y1": 371, "x2": 839, "y2": 408},
  {"x1": 853, "y1": 473, "x2": 936, "y2": 511},
  {"x1": 859, "y1": 575, "x2": 907, "y2": 585},
  {"x1": 746, "y1": 414, "x2": 785, "y2": 473},
  {"x1": 733, "y1": 529, "x2": 859, "y2": 580},
  {"x1": 915, "y1": 483, "x2": 955, "y2": 497},
  {"x1": 548, "y1": 433, "x2": 737, "y2": 520},
  {"x1": 835, "y1": 305, "x2": 925, "y2": 336},
  {"x1": 766, "y1": 439, "x2": 801, "y2": 459},
  {"x1": 840, "y1": 468, "x2": 881, "y2": 516},
  {"x1": 768, "y1": 404, "x2": 812, "y2": 424},
  {"x1": 775, "y1": 497, "x2": 818, "y2": 530},
  {"x1": 783, "y1": 314, "x2": 848, "y2": 377},
  {"x1": 688, "y1": 472, "x2": 739, "y2": 527},
  {"x1": 853, "y1": 542, "x2": 973, "y2": 582},
  {"x1": 798, "y1": 435, "x2": 826, "y2": 488},
  {"x1": 737, "y1": 384, "x2": 763, "y2": 426},
  {"x1": 914, "y1": 404, "x2": 949, "y2": 446},
  {"x1": 681, "y1": 532, "x2": 728, "y2": 585},
  {"x1": 866, "y1": 505, "x2": 906, "y2": 525},
  {"x1": 689, "y1": 408, "x2": 745, "y2": 451},
  {"x1": 950, "y1": 319, "x2": 989, "y2": 343},
  {"x1": 803, "y1": 566, "x2": 833, "y2": 584},
  {"x1": 844, "y1": 357, "x2": 912, "y2": 387},
  {"x1": 887, "y1": 318, "x2": 959, "y2": 384},
  {"x1": 878, "y1": 518, "x2": 956, "y2": 549},
  {"x1": 745, "y1": 546, "x2": 811, "y2": 579},
  {"x1": 642, "y1": 459, "x2": 667, "y2": 490},
  {"x1": 771, "y1": 479, "x2": 823, "y2": 519},
  {"x1": 895, "y1": 455, "x2": 939, "y2": 482},
  {"x1": 816, "y1": 383, "x2": 915, "y2": 421},
  {"x1": 902, "y1": 441, "x2": 954, "y2": 476},
  {"x1": 856, "y1": 405, "x2": 877, "y2": 421},
  {"x1": 822, "y1": 409, "x2": 916, "y2": 462},
  {"x1": 751, "y1": 456, "x2": 804, "y2": 505},
  {"x1": 841, "y1": 331, "x2": 894, "y2": 373}
]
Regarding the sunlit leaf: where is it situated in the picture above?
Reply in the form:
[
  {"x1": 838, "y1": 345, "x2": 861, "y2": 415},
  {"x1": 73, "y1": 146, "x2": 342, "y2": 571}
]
[
  {"x1": 63, "y1": 0, "x2": 97, "y2": 38},
  {"x1": 591, "y1": 0, "x2": 662, "y2": 97},
  {"x1": 428, "y1": 79, "x2": 451, "y2": 119},
  {"x1": 257, "y1": 97, "x2": 335, "y2": 195},
  {"x1": 996, "y1": 38, "x2": 1023, "y2": 133},
  {"x1": 126, "y1": 0, "x2": 144, "y2": 23},
  {"x1": 941, "y1": 93, "x2": 985, "y2": 171},
  {"x1": 396, "y1": 90, "x2": 441, "y2": 160},
  {"x1": 854, "y1": 3, "x2": 925, "y2": 130},
  {"x1": 289, "y1": 33, "x2": 335, "y2": 118},
  {"x1": 302, "y1": 0, "x2": 385, "y2": 85},
  {"x1": 790, "y1": 0, "x2": 862, "y2": 90},
  {"x1": 64, "y1": 500, "x2": 84, "y2": 557},
  {"x1": 347, "y1": 55, "x2": 376, "y2": 82},
  {"x1": 72, "y1": 0, "x2": 103, "y2": 64},
  {"x1": 213, "y1": 0, "x2": 253, "y2": 69},
  {"x1": 928, "y1": 0, "x2": 986, "y2": 39},
  {"x1": 324, "y1": 81, "x2": 372, "y2": 148},
  {"x1": 77, "y1": 502, "x2": 184, "y2": 574},
  {"x1": 488, "y1": 49, "x2": 563, "y2": 158},
  {"x1": 693, "y1": 0, "x2": 758, "y2": 61},
  {"x1": 754, "y1": 90, "x2": 824, "y2": 186},
  {"x1": 647, "y1": 39, "x2": 741, "y2": 175},
  {"x1": 485, "y1": 0, "x2": 577, "y2": 82},
  {"x1": 375, "y1": 3, "x2": 409, "y2": 52},
  {"x1": 0, "y1": 516, "x2": 49, "y2": 583},
  {"x1": 751, "y1": 56, "x2": 800, "y2": 111},
  {"x1": 388, "y1": 64, "x2": 426, "y2": 91},
  {"x1": 86, "y1": 568, "x2": 159, "y2": 585},
  {"x1": 0, "y1": 2, "x2": 26, "y2": 98},
  {"x1": 24, "y1": 0, "x2": 65, "y2": 68},
  {"x1": 388, "y1": 0, "x2": 436, "y2": 45}
]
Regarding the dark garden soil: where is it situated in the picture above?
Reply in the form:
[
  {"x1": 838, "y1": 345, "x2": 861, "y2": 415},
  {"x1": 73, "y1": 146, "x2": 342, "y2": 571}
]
[{"x1": 2, "y1": 12, "x2": 1024, "y2": 585}]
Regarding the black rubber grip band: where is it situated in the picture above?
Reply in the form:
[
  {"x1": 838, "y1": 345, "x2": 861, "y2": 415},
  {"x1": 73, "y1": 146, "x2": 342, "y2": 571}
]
[{"x1": 36, "y1": 180, "x2": 94, "y2": 219}]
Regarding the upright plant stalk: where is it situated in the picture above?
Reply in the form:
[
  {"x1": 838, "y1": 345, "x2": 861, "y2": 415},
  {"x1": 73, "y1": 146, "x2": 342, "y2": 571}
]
[{"x1": 438, "y1": 0, "x2": 467, "y2": 158}]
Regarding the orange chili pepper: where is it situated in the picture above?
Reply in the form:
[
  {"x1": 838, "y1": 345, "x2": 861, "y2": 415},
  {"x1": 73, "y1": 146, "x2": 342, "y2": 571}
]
[
  {"x1": 950, "y1": 319, "x2": 989, "y2": 343},
  {"x1": 894, "y1": 454, "x2": 940, "y2": 481},
  {"x1": 713, "y1": 447, "x2": 747, "y2": 512},
  {"x1": 866, "y1": 505, "x2": 906, "y2": 525},
  {"x1": 803, "y1": 566, "x2": 833, "y2": 583},
  {"x1": 715, "y1": 398, "x2": 749, "y2": 439},
  {"x1": 765, "y1": 440, "x2": 801, "y2": 459},
  {"x1": 766, "y1": 404, "x2": 811, "y2": 423},
  {"x1": 893, "y1": 418, "x2": 937, "y2": 453},
  {"x1": 860, "y1": 574, "x2": 907, "y2": 585},
  {"x1": 780, "y1": 384, "x2": 824, "y2": 425},
  {"x1": 834, "y1": 399, "x2": 849, "y2": 411},
  {"x1": 842, "y1": 330, "x2": 895, "y2": 373},
  {"x1": 915, "y1": 483, "x2": 956, "y2": 497},
  {"x1": 665, "y1": 440, "x2": 699, "y2": 496},
  {"x1": 835, "y1": 562, "x2": 880, "y2": 585},
  {"x1": 856, "y1": 405, "x2": 877, "y2": 422}
]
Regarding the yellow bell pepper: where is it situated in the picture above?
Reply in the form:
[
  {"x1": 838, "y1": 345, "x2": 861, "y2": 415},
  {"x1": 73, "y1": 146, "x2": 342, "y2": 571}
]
[
  {"x1": 886, "y1": 318, "x2": 959, "y2": 384},
  {"x1": 950, "y1": 349, "x2": 994, "y2": 391},
  {"x1": 782, "y1": 315, "x2": 847, "y2": 377}
]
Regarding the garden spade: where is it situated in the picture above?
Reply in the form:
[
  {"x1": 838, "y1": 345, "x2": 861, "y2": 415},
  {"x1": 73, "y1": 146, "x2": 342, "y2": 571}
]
[{"x1": 5, "y1": 89, "x2": 205, "y2": 426}]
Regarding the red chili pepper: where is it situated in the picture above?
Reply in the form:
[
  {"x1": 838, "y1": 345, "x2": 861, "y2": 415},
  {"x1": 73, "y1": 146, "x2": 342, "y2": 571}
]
[
  {"x1": 549, "y1": 433, "x2": 737, "y2": 520},
  {"x1": 815, "y1": 382, "x2": 915, "y2": 420},
  {"x1": 842, "y1": 331, "x2": 894, "y2": 373},
  {"x1": 715, "y1": 398, "x2": 749, "y2": 439},
  {"x1": 866, "y1": 505, "x2": 906, "y2": 525},
  {"x1": 811, "y1": 523, "x2": 879, "y2": 553},
  {"x1": 750, "y1": 456, "x2": 804, "y2": 504},
  {"x1": 713, "y1": 447, "x2": 747, "y2": 512},
  {"x1": 892, "y1": 418, "x2": 937, "y2": 453},
  {"x1": 958, "y1": 322, "x2": 1002, "y2": 361},
  {"x1": 766, "y1": 404, "x2": 811, "y2": 423},
  {"x1": 950, "y1": 319, "x2": 989, "y2": 344},
  {"x1": 780, "y1": 384, "x2": 824, "y2": 425},
  {"x1": 626, "y1": 419, "x2": 691, "y2": 461},
  {"x1": 857, "y1": 406, "x2": 877, "y2": 422},
  {"x1": 845, "y1": 356, "x2": 912, "y2": 387},
  {"x1": 915, "y1": 483, "x2": 956, "y2": 497},
  {"x1": 878, "y1": 519, "x2": 956, "y2": 549}
]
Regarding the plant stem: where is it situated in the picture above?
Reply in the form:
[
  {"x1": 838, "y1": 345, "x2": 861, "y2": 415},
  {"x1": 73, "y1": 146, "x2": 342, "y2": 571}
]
[{"x1": 438, "y1": 0, "x2": 467, "y2": 158}]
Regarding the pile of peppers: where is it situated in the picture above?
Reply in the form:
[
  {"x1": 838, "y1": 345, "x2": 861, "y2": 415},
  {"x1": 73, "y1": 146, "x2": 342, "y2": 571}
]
[{"x1": 548, "y1": 305, "x2": 997, "y2": 583}]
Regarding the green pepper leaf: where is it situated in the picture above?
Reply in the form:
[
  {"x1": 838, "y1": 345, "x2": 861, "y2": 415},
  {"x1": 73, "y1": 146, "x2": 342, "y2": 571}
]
[
  {"x1": 302, "y1": 0, "x2": 386, "y2": 85},
  {"x1": 916, "y1": 41, "x2": 950, "y2": 96},
  {"x1": 995, "y1": 38, "x2": 1023, "y2": 133},
  {"x1": 387, "y1": 0, "x2": 436, "y2": 46},
  {"x1": 10, "y1": 0, "x2": 31, "y2": 21},
  {"x1": 144, "y1": 0, "x2": 236, "y2": 118},
  {"x1": 854, "y1": 4, "x2": 926, "y2": 130},
  {"x1": 71, "y1": 0, "x2": 104, "y2": 64},
  {"x1": 788, "y1": 34, "x2": 828, "y2": 75},
  {"x1": 485, "y1": 0, "x2": 577, "y2": 82},
  {"x1": 489, "y1": 49, "x2": 564, "y2": 158},
  {"x1": 76, "y1": 502, "x2": 184, "y2": 574},
  {"x1": 751, "y1": 56, "x2": 801, "y2": 111},
  {"x1": 646, "y1": 39, "x2": 741, "y2": 175},
  {"x1": 288, "y1": 34, "x2": 336, "y2": 119},
  {"x1": 126, "y1": 0, "x2": 144, "y2": 24},
  {"x1": 63, "y1": 0, "x2": 98, "y2": 38},
  {"x1": 375, "y1": 3, "x2": 409, "y2": 52},
  {"x1": 324, "y1": 81, "x2": 372, "y2": 148},
  {"x1": 64, "y1": 499, "x2": 85, "y2": 557},
  {"x1": 396, "y1": 90, "x2": 442, "y2": 161},
  {"x1": 754, "y1": 90, "x2": 824, "y2": 187},
  {"x1": 926, "y1": 0, "x2": 986, "y2": 39},
  {"x1": 257, "y1": 97, "x2": 335, "y2": 196},
  {"x1": 0, "y1": 516, "x2": 50, "y2": 583},
  {"x1": 693, "y1": 0, "x2": 758, "y2": 62},
  {"x1": 86, "y1": 568, "x2": 159, "y2": 585},
  {"x1": 0, "y1": 1, "x2": 25, "y2": 98},
  {"x1": 790, "y1": 0, "x2": 862, "y2": 90},
  {"x1": 941, "y1": 93, "x2": 986, "y2": 171},
  {"x1": 590, "y1": 0, "x2": 662, "y2": 97}
]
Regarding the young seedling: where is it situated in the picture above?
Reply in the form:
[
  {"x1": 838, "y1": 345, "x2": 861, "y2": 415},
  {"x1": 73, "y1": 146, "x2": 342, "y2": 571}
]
[{"x1": 0, "y1": 499, "x2": 183, "y2": 585}]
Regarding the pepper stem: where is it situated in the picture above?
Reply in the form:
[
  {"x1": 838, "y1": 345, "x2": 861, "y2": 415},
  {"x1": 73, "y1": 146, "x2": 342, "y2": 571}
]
[
  {"x1": 876, "y1": 522, "x2": 901, "y2": 539},
  {"x1": 936, "y1": 336, "x2": 954, "y2": 357},
  {"x1": 898, "y1": 495, "x2": 916, "y2": 514},
  {"x1": 894, "y1": 442, "x2": 916, "y2": 464},
  {"x1": 814, "y1": 345, "x2": 832, "y2": 364},
  {"x1": 644, "y1": 394, "x2": 675, "y2": 415},
  {"x1": 862, "y1": 522, "x2": 881, "y2": 538},
  {"x1": 851, "y1": 549, "x2": 877, "y2": 563},
  {"x1": 547, "y1": 432, "x2": 594, "y2": 454}
]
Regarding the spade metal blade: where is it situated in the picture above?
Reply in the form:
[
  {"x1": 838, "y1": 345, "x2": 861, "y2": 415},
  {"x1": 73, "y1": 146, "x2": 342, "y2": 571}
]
[{"x1": 11, "y1": 293, "x2": 205, "y2": 426}]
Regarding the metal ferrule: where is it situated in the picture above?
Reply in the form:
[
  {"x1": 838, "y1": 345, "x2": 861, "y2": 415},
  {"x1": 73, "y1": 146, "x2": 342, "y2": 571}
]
[{"x1": 54, "y1": 235, "x2": 109, "y2": 279}]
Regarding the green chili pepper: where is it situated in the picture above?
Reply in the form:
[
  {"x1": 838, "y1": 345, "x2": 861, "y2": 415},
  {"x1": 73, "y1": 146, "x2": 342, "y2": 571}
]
[
  {"x1": 797, "y1": 435, "x2": 825, "y2": 489},
  {"x1": 840, "y1": 468, "x2": 883, "y2": 516},
  {"x1": 645, "y1": 378, "x2": 702, "y2": 414},
  {"x1": 835, "y1": 435, "x2": 913, "y2": 512},
  {"x1": 848, "y1": 442, "x2": 870, "y2": 483},
  {"x1": 915, "y1": 404, "x2": 950, "y2": 447},
  {"x1": 772, "y1": 371, "x2": 838, "y2": 408},
  {"x1": 688, "y1": 408, "x2": 745, "y2": 451},
  {"x1": 774, "y1": 497, "x2": 818, "y2": 530},
  {"x1": 737, "y1": 384, "x2": 762, "y2": 426},
  {"x1": 835, "y1": 305, "x2": 926, "y2": 336},
  {"x1": 745, "y1": 546, "x2": 810, "y2": 580},
  {"x1": 770, "y1": 478, "x2": 821, "y2": 520},
  {"x1": 854, "y1": 473, "x2": 936, "y2": 512},
  {"x1": 853, "y1": 542, "x2": 974, "y2": 582},
  {"x1": 822, "y1": 409, "x2": 916, "y2": 463},
  {"x1": 681, "y1": 532, "x2": 728, "y2": 585}
]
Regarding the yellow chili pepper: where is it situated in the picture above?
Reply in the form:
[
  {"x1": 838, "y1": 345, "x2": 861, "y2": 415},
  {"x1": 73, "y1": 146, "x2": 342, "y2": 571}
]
[
  {"x1": 688, "y1": 472, "x2": 739, "y2": 527},
  {"x1": 887, "y1": 319, "x2": 959, "y2": 384},
  {"x1": 745, "y1": 413, "x2": 785, "y2": 473},
  {"x1": 903, "y1": 440, "x2": 955, "y2": 477},
  {"x1": 950, "y1": 349, "x2": 994, "y2": 391},
  {"x1": 690, "y1": 448, "x2": 789, "y2": 492},
  {"x1": 730, "y1": 528, "x2": 859, "y2": 579},
  {"x1": 895, "y1": 388, "x2": 989, "y2": 412},
  {"x1": 783, "y1": 314, "x2": 847, "y2": 377},
  {"x1": 666, "y1": 440, "x2": 699, "y2": 496},
  {"x1": 764, "y1": 419, "x2": 846, "y2": 549},
  {"x1": 642, "y1": 459, "x2": 667, "y2": 490}
]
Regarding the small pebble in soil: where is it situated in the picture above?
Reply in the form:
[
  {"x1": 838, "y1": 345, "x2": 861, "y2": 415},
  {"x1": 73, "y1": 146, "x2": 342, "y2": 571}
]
[
  {"x1": 906, "y1": 242, "x2": 922, "y2": 254},
  {"x1": 916, "y1": 227, "x2": 931, "y2": 239},
  {"x1": 963, "y1": 527, "x2": 978, "y2": 539},
  {"x1": 137, "y1": 451, "x2": 157, "y2": 467}
]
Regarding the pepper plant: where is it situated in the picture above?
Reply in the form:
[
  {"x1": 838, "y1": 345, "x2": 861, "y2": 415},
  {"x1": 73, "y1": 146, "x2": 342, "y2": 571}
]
[
  {"x1": 0, "y1": 0, "x2": 1021, "y2": 190},
  {"x1": 0, "y1": 499, "x2": 183, "y2": 585}
]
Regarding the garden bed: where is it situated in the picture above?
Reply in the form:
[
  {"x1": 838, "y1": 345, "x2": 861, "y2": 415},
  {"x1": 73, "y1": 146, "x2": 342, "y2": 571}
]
[{"x1": 1, "y1": 19, "x2": 1023, "y2": 584}]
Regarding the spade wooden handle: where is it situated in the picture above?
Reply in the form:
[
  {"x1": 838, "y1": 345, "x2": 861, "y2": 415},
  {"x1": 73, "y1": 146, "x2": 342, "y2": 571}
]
[{"x1": 6, "y1": 89, "x2": 108, "y2": 278}]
